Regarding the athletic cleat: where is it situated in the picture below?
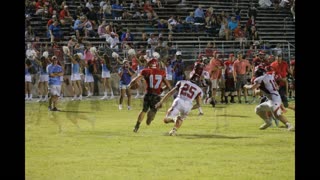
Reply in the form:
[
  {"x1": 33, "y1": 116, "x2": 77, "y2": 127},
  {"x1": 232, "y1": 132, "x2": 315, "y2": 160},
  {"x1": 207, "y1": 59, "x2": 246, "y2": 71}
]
[
  {"x1": 146, "y1": 118, "x2": 153, "y2": 125},
  {"x1": 48, "y1": 106, "x2": 52, "y2": 111},
  {"x1": 287, "y1": 124, "x2": 295, "y2": 131},
  {"x1": 133, "y1": 126, "x2": 139, "y2": 132},
  {"x1": 198, "y1": 112, "x2": 204, "y2": 116},
  {"x1": 51, "y1": 107, "x2": 60, "y2": 111},
  {"x1": 168, "y1": 129, "x2": 177, "y2": 136},
  {"x1": 134, "y1": 94, "x2": 140, "y2": 99},
  {"x1": 100, "y1": 95, "x2": 107, "y2": 100},
  {"x1": 118, "y1": 105, "x2": 123, "y2": 110},
  {"x1": 210, "y1": 99, "x2": 215, "y2": 107},
  {"x1": 109, "y1": 95, "x2": 115, "y2": 99},
  {"x1": 259, "y1": 121, "x2": 272, "y2": 130}
]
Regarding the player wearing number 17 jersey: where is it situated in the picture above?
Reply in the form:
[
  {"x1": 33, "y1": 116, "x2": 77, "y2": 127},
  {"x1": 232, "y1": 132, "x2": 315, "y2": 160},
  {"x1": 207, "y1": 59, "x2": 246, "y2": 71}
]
[
  {"x1": 155, "y1": 74, "x2": 204, "y2": 136},
  {"x1": 243, "y1": 67, "x2": 294, "y2": 131},
  {"x1": 129, "y1": 58, "x2": 172, "y2": 132}
]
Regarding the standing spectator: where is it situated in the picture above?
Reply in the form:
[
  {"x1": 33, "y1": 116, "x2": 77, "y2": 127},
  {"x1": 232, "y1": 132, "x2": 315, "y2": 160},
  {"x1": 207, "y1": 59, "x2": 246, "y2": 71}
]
[
  {"x1": 47, "y1": 20, "x2": 63, "y2": 43},
  {"x1": 34, "y1": 56, "x2": 51, "y2": 102},
  {"x1": 233, "y1": 51, "x2": 251, "y2": 103},
  {"x1": 270, "y1": 54, "x2": 289, "y2": 97},
  {"x1": 208, "y1": 51, "x2": 224, "y2": 107},
  {"x1": 172, "y1": 51, "x2": 186, "y2": 86},
  {"x1": 47, "y1": 56, "x2": 64, "y2": 111},
  {"x1": 130, "y1": 58, "x2": 172, "y2": 132},
  {"x1": 224, "y1": 54, "x2": 236, "y2": 103},
  {"x1": 118, "y1": 60, "x2": 136, "y2": 110}
]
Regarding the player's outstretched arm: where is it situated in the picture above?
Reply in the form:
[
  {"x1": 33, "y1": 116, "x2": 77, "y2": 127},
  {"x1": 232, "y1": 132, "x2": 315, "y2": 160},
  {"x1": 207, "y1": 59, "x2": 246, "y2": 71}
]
[{"x1": 155, "y1": 87, "x2": 177, "y2": 109}]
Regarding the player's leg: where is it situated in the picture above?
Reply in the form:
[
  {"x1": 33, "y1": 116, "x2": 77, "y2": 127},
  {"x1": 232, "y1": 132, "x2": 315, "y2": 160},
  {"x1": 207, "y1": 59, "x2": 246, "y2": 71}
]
[
  {"x1": 126, "y1": 87, "x2": 132, "y2": 110},
  {"x1": 133, "y1": 94, "x2": 149, "y2": 132},
  {"x1": 255, "y1": 102, "x2": 273, "y2": 130}
]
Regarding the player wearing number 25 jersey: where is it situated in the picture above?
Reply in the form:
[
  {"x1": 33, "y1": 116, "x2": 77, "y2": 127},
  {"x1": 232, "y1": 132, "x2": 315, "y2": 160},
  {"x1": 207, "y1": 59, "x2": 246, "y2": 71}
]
[
  {"x1": 129, "y1": 58, "x2": 172, "y2": 132},
  {"x1": 155, "y1": 74, "x2": 204, "y2": 136}
]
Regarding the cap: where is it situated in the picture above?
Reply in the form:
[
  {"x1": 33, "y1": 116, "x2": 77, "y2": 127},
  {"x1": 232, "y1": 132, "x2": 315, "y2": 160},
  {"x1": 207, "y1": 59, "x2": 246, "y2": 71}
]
[
  {"x1": 176, "y1": 51, "x2": 182, "y2": 56},
  {"x1": 71, "y1": 35, "x2": 76, "y2": 39},
  {"x1": 52, "y1": 56, "x2": 57, "y2": 60},
  {"x1": 111, "y1": 32, "x2": 116, "y2": 35}
]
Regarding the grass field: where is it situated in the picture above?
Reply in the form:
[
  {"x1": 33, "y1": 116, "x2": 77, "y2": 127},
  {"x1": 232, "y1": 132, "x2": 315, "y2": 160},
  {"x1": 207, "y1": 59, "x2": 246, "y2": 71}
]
[{"x1": 25, "y1": 97, "x2": 295, "y2": 180}]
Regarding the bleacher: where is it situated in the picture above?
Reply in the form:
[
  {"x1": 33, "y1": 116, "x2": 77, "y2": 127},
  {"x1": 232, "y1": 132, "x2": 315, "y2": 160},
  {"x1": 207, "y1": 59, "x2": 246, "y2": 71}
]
[{"x1": 26, "y1": 0, "x2": 295, "y2": 61}]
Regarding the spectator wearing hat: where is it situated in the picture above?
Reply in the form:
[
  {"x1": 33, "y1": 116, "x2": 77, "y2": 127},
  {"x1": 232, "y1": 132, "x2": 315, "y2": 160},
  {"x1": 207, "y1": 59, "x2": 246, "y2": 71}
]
[
  {"x1": 106, "y1": 32, "x2": 120, "y2": 50},
  {"x1": 171, "y1": 51, "x2": 185, "y2": 86}
]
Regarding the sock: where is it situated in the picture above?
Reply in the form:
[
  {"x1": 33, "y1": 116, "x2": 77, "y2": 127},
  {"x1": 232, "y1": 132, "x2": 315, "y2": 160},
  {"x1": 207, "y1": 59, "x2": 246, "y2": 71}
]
[
  {"x1": 25, "y1": 94, "x2": 28, "y2": 98},
  {"x1": 111, "y1": 91, "x2": 114, "y2": 96},
  {"x1": 198, "y1": 107, "x2": 203, "y2": 114},
  {"x1": 104, "y1": 91, "x2": 107, "y2": 96},
  {"x1": 44, "y1": 95, "x2": 48, "y2": 99},
  {"x1": 29, "y1": 94, "x2": 33, "y2": 99},
  {"x1": 285, "y1": 122, "x2": 291, "y2": 127}
]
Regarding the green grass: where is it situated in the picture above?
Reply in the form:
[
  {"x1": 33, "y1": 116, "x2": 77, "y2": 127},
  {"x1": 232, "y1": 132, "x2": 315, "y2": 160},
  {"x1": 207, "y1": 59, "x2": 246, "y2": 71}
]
[{"x1": 25, "y1": 98, "x2": 295, "y2": 180}]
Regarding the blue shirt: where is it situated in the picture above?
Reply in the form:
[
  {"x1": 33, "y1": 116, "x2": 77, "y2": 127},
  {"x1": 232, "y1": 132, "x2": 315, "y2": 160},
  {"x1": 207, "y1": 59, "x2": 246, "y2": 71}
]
[
  {"x1": 194, "y1": 8, "x2": 204, "y2": 18},
  {"x1": 118, "y1": 67, "x2": 134, "y2": 85},
  {"x1": 48, "y1": 64, "x2": 63, "y2": 85},
  {"x1": 101, "y1": 64, "x2": 110, "y2": 72},
  {"x1": 72, "y1": 63, "x2": 80, "y2": 74},
  {"x1": 73, "y1": 19, "x2": 83, "y2": 30}
]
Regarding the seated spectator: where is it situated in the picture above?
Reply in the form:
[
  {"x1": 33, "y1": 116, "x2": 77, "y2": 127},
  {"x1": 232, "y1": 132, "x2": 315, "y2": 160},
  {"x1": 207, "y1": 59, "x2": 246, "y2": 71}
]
[
  {"x1": 111, "y1": 0, "x2": 124, "y2": 20},
  {"x1": 47, "y1": 20, "x2": 63, "y2": 43},
  {"x1": 97, "y1": 20, "x2": 108, "y2": 38},
  {"x1": 106, "y1": 32, "x2": 120, "y2": 50},
  {"x1": 157, "y1": 19, "x2": 167, "y2": 33},
  {"x1": 228, "y1": 16, "x2": 238, "y2": 37},
  {"x1": 144, "y1": 0, "x2": 158, "y2": 20},
  {"x1": 59, "y1": 5, "x2": 73, "y2": 25},
  {"x1": 194, "y1": 4, "x2": 205, "y2": 24},
  {"x1": 249, "y1": 26, "x2": 260, "y2": 41},
  {"x1": 246, "y1": 15, "x2": 256, "y2": 35},
  {"x1": 121, "y1": 29, "x2": 134, "y2": 48},
  {"x1": 185, "y1": 12, "x2": 195, "y2": 32},
  {"x1": 122, "y1": 9, "x2": 133, "y2": 19},
  {"x1": 147, "y1": 33, "x2": 158, "y2": 50},
  {"x1": 82, "y1": 16, "x2": 97, "y2": 38},
  {"x1": 219, "y1": 18, "x2": 230, "y2": 40},
  {"x1": 234, "y1": 24, "x2": 247, "y2": 49},
  {"x1": 168, "y1": 16, "x2": 183, "y2": 33},
  {"x1": 102, "y1": 0, "x2": 112, "y2": 19},
  {"x1": 130, "y1": 0, "x2": 139, "y2": 11},
  {"x1": 73, "y1": 16, "x2": 85, "y2": 39},
  {"x1": 86, "y1": 0, "x2": 94, "y2": 11}
]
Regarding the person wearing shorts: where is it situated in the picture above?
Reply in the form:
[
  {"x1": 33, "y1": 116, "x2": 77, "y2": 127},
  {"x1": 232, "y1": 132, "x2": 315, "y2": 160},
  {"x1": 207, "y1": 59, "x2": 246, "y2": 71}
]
[{"x1": 47, "y1": 56, "x2": 64, "y2": 111}]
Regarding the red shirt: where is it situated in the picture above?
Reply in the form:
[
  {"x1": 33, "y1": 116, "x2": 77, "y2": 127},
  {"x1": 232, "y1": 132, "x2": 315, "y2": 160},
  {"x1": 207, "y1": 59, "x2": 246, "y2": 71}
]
[
  {"x1": 270, "y1": 60, "x2": 288, "y2": 78},
  {"x1": 141, "y1": 68, "x2": 166, "y2": 95}
]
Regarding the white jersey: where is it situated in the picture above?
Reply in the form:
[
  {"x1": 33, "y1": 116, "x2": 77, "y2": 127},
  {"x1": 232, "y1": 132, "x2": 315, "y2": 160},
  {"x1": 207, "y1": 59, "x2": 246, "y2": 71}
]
[
  {"x1": 254, "y1": 74, "x2": 280, "y2": 100},
  {"x1": 176, "y1": 80, "x2": 204, "y2": 101}
]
